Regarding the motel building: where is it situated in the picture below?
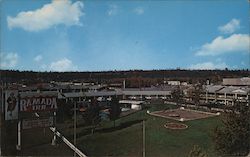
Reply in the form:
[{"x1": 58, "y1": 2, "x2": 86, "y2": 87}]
[
  {"x1": 4, "y1": 77, "x2": 249, "y2": 109},
  {"x1": 122, "y1": 87, "x2": 172, "y2": 101},
  {"x1": 57, "y1": 87, "x2": 172, "y2": 104},
  {"x1": 9, "y1": 85, "x2": 172, "y2": 112},
  {"x1": 202, "y1": 77, "x2": 250, "y2": 106},
  {"x1": 203, "y1": 85, "x2": 250, "y2": 105}
]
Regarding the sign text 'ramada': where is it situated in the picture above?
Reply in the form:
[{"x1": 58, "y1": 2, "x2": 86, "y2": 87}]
[{"x1": 20, "y1": 96, "x2": 57, "y2": 112}]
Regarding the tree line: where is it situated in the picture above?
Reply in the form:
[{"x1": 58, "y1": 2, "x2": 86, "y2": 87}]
[{"x1": 1, "y1": 69, "x2": 249, "y2": 87}]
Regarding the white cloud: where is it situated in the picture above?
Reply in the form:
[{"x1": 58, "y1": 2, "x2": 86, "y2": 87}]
[
  {"x1": 218, "y1": 18, "x2": 240, "y2": 34},
  {"x1": 40, "y1": 64, "x2": 47, "y2": 70},
  {"x1": 231, "y1": 65, "x2": 238, "y2": 69},
  {"x1": 0, "y1": 53, "x2": 18, "y2": 69},
  {"x1": 195, "y1": 34, "x2": 249, "y2": 56},
  {"x1": 107, "y1": 4, "x2": 118, "y2": 16},
  {"x1": 49, "y1": 58, "x2": 77, "y2": 71},
  {"x1": 34, "y1": 55, "x2": 43, "y2": 62},
  {"x1": 7, "y1": 0, "x2": 84, "y2": 32},
  {"x1": 134, "y1": 7, "x2": 144, "y2": 15},
  {"x1": 189, "y1": 62, "x2": 227, "y2": 70}
]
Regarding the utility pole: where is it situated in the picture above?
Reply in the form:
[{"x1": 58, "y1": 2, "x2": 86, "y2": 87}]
[
  {"x1": 0, "y1": 81, "x2": 3, "y2": 156},
  {"x1": 74, "y1": 101, "x2": 76, "y2": 157},
  {"x1": 17, "y1": 92, "x2": 21, "y2": 151},
  {"x1": 143, "y1": 120, "x2": 145, "y2": 157}
]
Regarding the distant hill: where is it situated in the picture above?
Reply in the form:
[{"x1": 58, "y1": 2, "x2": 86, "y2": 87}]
[{"x1": 1, "y1": 69, "x2": 249, "y2": 87}]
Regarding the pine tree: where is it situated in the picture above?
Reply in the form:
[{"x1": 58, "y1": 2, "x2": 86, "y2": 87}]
[
  {"x1": 213, "y1": 100, "x2": 250, "y2": 156},
  {"x1": 188, "y1": 145, "x2": 208, "y2": 157},
  {"x1": 109, "y1": 96, "x2": 121, "y2": 127},
  {"x1": 84, "y1": 98, "x2": 100, "y2": 134},
  {"x1": 193, "y1": 83, "x2": 203, "y2": 106},
  {"x1": 171, "y1": 85, "x2": 183, "y2": 105}
]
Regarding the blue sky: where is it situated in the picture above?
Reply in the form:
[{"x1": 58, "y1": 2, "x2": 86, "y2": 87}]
[{"x1": 0, "y1": 0, "x2": 249, "y2": 71}]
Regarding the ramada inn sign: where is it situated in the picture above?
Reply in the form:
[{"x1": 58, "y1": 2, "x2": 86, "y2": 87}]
[
  {"x1": 3, "y1": 91, "x2": 59, "y2": 151},
  {"x1": 20, "y1": 96, "x2": 57, "y2": 112},
  {"x1": 5, "y1": 90, "x2": 58, "y2": 120}
]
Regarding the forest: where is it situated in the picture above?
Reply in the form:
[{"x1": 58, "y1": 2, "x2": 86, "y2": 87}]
[{"x1": 1, "y1": 69, "x2": 249, "y2": 87}]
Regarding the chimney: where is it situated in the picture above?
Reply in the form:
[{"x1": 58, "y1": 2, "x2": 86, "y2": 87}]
[{"x1": 123, "y1": 80, "x2": 126, "y2": 89}]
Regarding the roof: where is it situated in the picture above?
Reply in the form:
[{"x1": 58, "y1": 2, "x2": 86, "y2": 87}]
[
  {"x1": 85, "y1": 91, "x2": 122, "y2": 97},
  {"x1": 218, "y1": 86, "x2": 250, "y2": 94},
  {"x1": 20, "y1": 91, "x2": 58, "y2": 97},
  {"x1": 123, "y1": 86, "x2": 174, "y2": 91},
  {"x1": 88, "y1": 85, "x2": 107, "y2": 90},
  {"x1": 57, "y1": 87, "x2": 172, "y2": 98},
  {"x1": 123, "y1": 90, "x2": 171, "y2": 96},
  {"x1": 223, "y1": 77, "x2": 250, "y2": 86},
  {"x1": 59, "y1": 91, "x2": 123, "y2": 98},
  {"x1": 205, "y1": 85, "x2": 224, "y2": 93}
]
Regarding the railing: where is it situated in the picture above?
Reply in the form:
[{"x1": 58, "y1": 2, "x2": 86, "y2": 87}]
[{"x1": 50, "y1": 127, "x2": 87, "y2": 157}]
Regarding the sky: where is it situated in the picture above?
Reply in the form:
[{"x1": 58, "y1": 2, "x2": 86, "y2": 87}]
[{"x1": 0, "y1": 0, "x2": 249, "y2": 72}]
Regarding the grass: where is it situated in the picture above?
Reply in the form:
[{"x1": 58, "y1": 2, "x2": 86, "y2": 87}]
[
  {"x1": 145, "y1": 115, "x2": 220, "y2": 157},
  {"x1": 60, "y1": 103, "x2": 222, "y2": 157}
]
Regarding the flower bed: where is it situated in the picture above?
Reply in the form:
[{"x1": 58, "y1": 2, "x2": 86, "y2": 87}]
[{"x1": 164, "y1": 122, "x2": 188, "y2": 130}]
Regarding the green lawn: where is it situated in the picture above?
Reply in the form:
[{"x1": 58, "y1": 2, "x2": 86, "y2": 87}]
[{"x1": 62, "y1": 104, "x2": 222, "y2": 157}]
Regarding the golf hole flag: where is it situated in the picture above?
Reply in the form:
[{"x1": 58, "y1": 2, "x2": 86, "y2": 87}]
[{"x1": 5, "y1": 90, "x2": 18, "y2": 120}]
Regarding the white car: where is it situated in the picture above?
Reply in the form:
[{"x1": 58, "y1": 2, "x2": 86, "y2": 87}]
[
  {"x1": 145, "y1": 96, "x2": 151, "y2": 100},
  {"x1": 129, "y1": 96, "x2": 137, "y2": 100},
  {"x1": 161, "y1": 96, "x2": 167, "y2": 100},
  {"x1": 97, "y1": 97, "x2": 104, "y2": 101}
]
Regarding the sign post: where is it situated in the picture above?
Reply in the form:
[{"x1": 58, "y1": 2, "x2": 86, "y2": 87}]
[
  {"x1": 18, "y1": 92, "x2": 58, "y2": 149},
  {"x1": 52, "y1": 112, "x2": 57, "y2": 146},
  {"x1": 16, "y1": 121, "x2": 21, "y2": 150},
  {"x1": 3, "y1": 91, "x2": 58, "y2": 153}
]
